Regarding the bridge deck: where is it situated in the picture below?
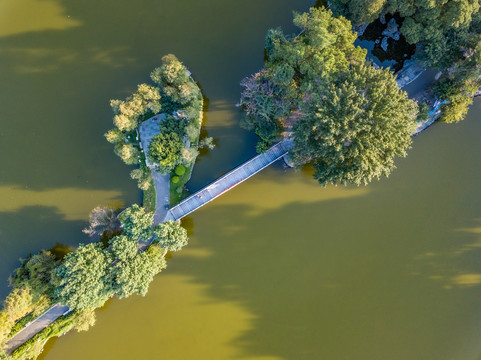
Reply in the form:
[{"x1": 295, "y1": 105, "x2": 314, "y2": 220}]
[{"x1": 165, "y1": 140, "x2": 293, "y2": 221}]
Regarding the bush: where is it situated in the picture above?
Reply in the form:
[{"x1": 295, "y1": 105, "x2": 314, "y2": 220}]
[
  {"x1": 172, "y1": 176, "x2": 179, "y2": 184},
  {"x1": 174, "y1": 165, "x2": 186, "y2": 176}
]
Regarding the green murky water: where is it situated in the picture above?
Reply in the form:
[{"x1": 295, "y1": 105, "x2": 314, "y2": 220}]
[{"x1": 1, "y1": 1, "x2": 481, "y2": 359}]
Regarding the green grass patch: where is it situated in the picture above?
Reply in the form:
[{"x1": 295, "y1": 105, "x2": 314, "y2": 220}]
[{"x1": 142, "y1": 177, "x2": 156, "y2": 213}]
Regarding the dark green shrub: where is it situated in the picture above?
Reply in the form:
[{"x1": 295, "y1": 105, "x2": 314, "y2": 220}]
[{"x1": 175, "y1": 165, "x2": 186, "y2": 176}]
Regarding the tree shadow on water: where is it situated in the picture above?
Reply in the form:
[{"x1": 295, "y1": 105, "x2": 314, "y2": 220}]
[{"x1": 0, "y1": 206, "x2": 87, "y2": 300}]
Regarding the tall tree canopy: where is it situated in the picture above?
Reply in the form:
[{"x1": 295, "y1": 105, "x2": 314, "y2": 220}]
[
  {"x1": 54, "y1": 243, "x2": 112, "y2": 310},
  {"x1": 291, "y1": 64, "x2": 417, "y2": 186},
  {"x1": 153, "y1": 221, "x2": 189, "y2": 253},
  {"x1": 109, "y1": 236, "x2": 166, "y2": 298},
  {"x1": 119, "y1": 204, "x2": 153, "y2": 241}
]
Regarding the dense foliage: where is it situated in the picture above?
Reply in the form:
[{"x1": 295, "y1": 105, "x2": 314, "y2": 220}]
[
  {"x1": 153, "y1": 221, "x2": 189, "y2": 253},
  {"x1": 238, "y1": 7, "x2": 366, "y2": 151},
  {"x1": 1, "y1": 202, "x2": 190, "y2": 357},
  {"x1": 433, "y1": 34, "x2": 481, "y2": 122},
  {"x1": 291, "y1": 64, "x2": 417, "y2": 186},
  {"x1": 239, "y1": 8, "x2": 417, "y2": 185},
  {"x1": 329, "y1": 0, "x2": 481, "y2": 122},
  {"x1": 330, "y1": 0, "x2": 481, "y2": 66},
  {"x1": 147, "y1": 132, "x2": 184, "y2": 173},
  {"x1": 54, "y1": 243, "x2": 112, "y2": 310},
  {"x1": 109, "y1": 236, "x2": 166, "y2": 298}
]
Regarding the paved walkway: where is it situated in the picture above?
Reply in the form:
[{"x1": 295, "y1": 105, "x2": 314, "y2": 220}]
[
  {"x1": 165, "y1": 140, "x2": 293, "y2": 221},
  {"x1": 4, "y1": 304, "x2": 70, "y2": 354},
  {"x1": 152, "y1": 170, "x2": 170, "y2": 224}
]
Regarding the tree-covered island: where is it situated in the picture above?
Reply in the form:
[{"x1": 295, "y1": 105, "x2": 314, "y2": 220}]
[{"x1": 238, "y1": 7, "x2": 418, "y2": 186}]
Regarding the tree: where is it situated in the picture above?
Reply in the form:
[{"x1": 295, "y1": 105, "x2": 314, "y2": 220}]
[
  {"x1": 114, "y1": 143, "x2": 140, "y2": 165},
  {"x1": 74, "y1": 308, "x2": 96, "y2": 332},
  {"x1": 198, "y1": 137, "x2": 215, "y2": 150},
  {"x1": 110, "y1": 84, "x2": 162, "y2": 132},
  {"x1": 147, "y1": 132, "x2": 183, "y2": 173},
  {"x1": 82, "y1": 206, "x2": 121, "y2": 240},
  {"x1": 9, "y1": 251, "x2": 60, "y2": 299},
  {"x1": 153, "y1": 221, "x2": 188, "y2": 255},
  {"x1": 54, "y1": 243, "x2": 112, "y2": 310},
  {"x1": 104, "y1": 128, "x2": 126, "y2": 144},
  {"x1": 291, "y1": 63, "x2": 417, "y2": 186},
  {"x1": 329, "y1": 0, "x2": 481, "y2": 67},
  {"x1": 433, "y1": 34, "x2": 481, "y2": 122},
  {"x1": 130, "y1": 166, "x2": 152, "y2": 191},
  {"x1": 151, "y1": 54, "x2": 190, "y2": 88},
  {"x1": 109, "y1": 236, "x2": 166, "y2": 298},
  {"x1": 0, "y1": 310, "x2": 13, "y2": 347},
  {"x1": 237, "y1": 70, "x2": 290, "y2": 146},
  {"x1": 3, "y1": 287, "x2": 33, "y2": 321},
  {"x1": 151, "y1": 54, "x2": 201, "y2": 109},
  {"x1": 119, "y1": 204, "x2": 153, "y2": 241}
]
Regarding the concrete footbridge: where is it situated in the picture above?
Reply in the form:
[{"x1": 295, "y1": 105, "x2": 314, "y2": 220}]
[{"x1": 164, "y1": 139, "x2": 293, "y2": 222}]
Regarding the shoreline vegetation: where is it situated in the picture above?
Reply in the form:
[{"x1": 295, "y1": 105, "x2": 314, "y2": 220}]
[
  {"x1": 104, "y1": 54, "x2": 208, "y2": 211},
  {"x1": 2, "y1": 2, "x2": 481, "y2": 359},
  {"x1": 0, "y1": 55, "x2": 204, "y2": 360}
]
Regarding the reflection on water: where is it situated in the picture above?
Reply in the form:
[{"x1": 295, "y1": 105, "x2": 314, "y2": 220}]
[{"x1": 1, "y1": 0, "x2": 481, "y2": 359}]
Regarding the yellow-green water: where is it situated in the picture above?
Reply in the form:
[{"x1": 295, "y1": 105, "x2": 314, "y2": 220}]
[{"x1": 1, "y1": 1, "x2": 481, "y2": 359}]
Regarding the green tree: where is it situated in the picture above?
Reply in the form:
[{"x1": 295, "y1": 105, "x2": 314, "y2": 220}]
[
  {"x1": 54, "y1": 243, "x2": 112, "y2": 310},
  {"x1": 9, "y1": 251, "x2": 60, "y2": 299},
  {"x1": 111, "y1": 84, "x2": 162, "y2": 132},
  {"x1": 153, "y1": 221, "x2": 188, "y2": 255},
  {"x1": 291, "y1": 64, "x2": 417, "y2": 186},
  {"x1": 119, "y1": 204, "x2": 153, "y2": 241},
  {"x1": 3, "y1": 287, "x2": 33, "y2": 321},
  {"x1": 104, "y1": 128, "x2": 126, "y2": 144},
  {"x1": 330, "y1": 0, "x2": 481, "y2": 67},
  {"x1": 147, "y1": 132, "x2": 183, "y2": 173},
  {"x1": 150, "y1": 54, "x2": 200, "y2": 109},
  {"x1": 109, "y1": 236, "x2": 166, "y2": 298},
  {"x1": 114, "y1": 143, "x2": 140, "y2": 165}
]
